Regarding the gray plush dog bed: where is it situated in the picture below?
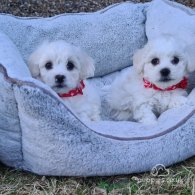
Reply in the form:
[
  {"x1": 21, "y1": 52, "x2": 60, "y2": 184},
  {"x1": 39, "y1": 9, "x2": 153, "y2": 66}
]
[{"x1": 0, "y1": 0, "x2": 195, "y2": 176}]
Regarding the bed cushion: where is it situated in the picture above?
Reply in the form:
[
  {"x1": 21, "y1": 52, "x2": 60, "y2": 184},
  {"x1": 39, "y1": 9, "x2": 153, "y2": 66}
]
[
  {"x1": 0, "y1": 2, "x2": 146, "y2": 77},
  {"x1": 146, "y1": 0, "x2": 195, "y2": 45}
]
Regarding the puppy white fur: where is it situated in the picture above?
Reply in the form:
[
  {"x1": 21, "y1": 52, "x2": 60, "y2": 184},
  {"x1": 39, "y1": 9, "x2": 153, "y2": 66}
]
[
  {"x1": 108, "y1": 36, "x2": 195, "y2": 124},
  {"x1": 28, "y1": 40, "x2": 101, "y2": 121}
]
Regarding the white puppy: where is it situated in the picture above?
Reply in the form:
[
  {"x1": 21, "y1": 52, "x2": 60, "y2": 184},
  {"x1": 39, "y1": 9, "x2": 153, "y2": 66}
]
[
  {"x1": 28, "y1": 40, "x2": 101, "y2": 121},
  {"x1": 108, "y1": 36, "x2": 195, "y2": 124}
]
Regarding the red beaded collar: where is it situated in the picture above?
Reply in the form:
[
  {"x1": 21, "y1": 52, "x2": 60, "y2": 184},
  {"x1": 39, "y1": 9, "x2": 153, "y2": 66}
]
[
  {"x1": 58, "y1": 80, "x2": 85, "y2": 98},
  {"x1": 143, "y1": 77, "x2": 188, "y2": 91}
]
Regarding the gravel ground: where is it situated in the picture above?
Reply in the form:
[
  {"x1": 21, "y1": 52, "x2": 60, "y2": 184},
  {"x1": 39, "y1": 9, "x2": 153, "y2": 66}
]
[{"x1": 0, "y1": 0, "x2": 194, "y2": 17}]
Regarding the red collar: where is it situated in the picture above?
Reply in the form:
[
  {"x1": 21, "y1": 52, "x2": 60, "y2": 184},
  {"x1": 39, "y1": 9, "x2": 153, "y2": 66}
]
[
  {"x1": 143, "y1": 77, "x2": 188, "y2": 91},
  {"x1": 58, "y1": 80, "x2": 85, "y2": 98}
]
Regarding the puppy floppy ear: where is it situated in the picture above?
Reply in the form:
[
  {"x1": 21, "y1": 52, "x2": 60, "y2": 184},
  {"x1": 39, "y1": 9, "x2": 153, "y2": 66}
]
[
  {"x1": 76, "y1": 48, "x2": 95, "y2": 80},
  {"x1": 28, "y1": 50, "x2": 41, "y2": 78},
  {"x1": 27, "y1": 41, "x2": 49, "y2": 78},
  {"x1": 133, "y1": 47, "x2": 146, "y2": 75},
  {"x1": 186, "y1": 44, "x2": 195, "y2": 73}
]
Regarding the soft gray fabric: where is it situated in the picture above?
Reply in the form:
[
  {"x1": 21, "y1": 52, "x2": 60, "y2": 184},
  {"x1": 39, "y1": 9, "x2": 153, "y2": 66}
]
[
  {"x1": 0, "y1": 2, "x2": 147, "y2": 77},
  {"x1": 146, "y1": 0, "x2": 195, "y2": 45},
  {"x1": 0, "y1": 71, "x2": 23, "y2": 169},
  {"x1": 0, "y1": 1, "x2": 195, "y2": 176}
]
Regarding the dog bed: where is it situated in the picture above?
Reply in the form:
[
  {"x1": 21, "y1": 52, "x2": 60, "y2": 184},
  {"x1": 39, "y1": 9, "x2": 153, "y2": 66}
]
[{"x1": 0, "y1": 0, "x2": 195, "y2": 176}]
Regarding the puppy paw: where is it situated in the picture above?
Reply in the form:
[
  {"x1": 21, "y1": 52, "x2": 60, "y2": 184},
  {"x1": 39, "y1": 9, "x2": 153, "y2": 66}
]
[
  {"x1": 138, "y1": 117, "x2": 158, "y2": 125},
  {"x1": 133, "y1": 105, "x2": 157, "y2": 125},
  {"x1": 90, "y1": 114, "x2": 101, "y2": 121},
  {"x1": 169, "y1": 96, "x2": 187, "y2": 108},
  {"x1": 112, "y1": 110, "x2": 133, "y2": 121}
]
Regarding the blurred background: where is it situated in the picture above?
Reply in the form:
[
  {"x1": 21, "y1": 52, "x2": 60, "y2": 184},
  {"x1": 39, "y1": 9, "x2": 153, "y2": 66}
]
[{"x1": 0, "y1": 0, "x2": 194, "y2": 17}]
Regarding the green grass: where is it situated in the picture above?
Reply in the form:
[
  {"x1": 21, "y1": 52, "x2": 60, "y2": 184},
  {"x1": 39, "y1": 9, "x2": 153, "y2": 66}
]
[{"x1": 0, "y1": 157, "x2": 194, "y2": 194}]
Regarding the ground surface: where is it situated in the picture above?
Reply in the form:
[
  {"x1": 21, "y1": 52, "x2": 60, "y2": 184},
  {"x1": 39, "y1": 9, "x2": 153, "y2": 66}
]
[
  {"x1": 0, "y1": 157, "x2": 195, "y2": 194},
  {"x1": 0, "y1": 0, "x2": 195, "y2": 194},
  {"x1": 0, "y1": 0, "x2": 194, "y2": 16}
]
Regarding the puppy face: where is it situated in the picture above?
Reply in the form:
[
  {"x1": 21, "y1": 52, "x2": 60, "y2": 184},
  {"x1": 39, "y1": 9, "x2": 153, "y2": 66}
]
[
  {"x1": 133, "y1": 36, "x2": 194, "y2": 89},
  {"x1": 28, "y1": 40, "x2": 95, "y2": 93}
]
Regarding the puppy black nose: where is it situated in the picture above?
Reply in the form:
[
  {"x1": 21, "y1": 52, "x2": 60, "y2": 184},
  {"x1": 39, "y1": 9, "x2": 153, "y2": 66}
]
[
  {"x1": 55, "y1": 75, "x2": 65, "y2": 83},
  {"x1": 160, "y1": 68, "x2": 170, "y2": 77}
]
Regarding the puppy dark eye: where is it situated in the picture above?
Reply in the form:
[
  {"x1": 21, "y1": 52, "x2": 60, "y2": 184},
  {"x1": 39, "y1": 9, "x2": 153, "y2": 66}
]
[
  {"x1": 171, "y1": 56, "x2": 179, "y2": 65},
  {"x1": 151, "y1": 58, "x2": 160, "y2": 66},
  {"x1": 45, "y1": 62, "x2": 53, "y2": 70},
  {"x1": 67, "y1": 61, "x2": 75, "y2": 71}
]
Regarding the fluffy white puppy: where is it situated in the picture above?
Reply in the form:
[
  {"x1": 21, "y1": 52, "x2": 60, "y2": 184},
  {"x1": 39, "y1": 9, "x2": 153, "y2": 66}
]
[
  {"x1": 108, "y1": 36, "x2": 195, "y2": 124},
  {"x1": 28, "y1": 40, "x2": 101, "y2": 121}
]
